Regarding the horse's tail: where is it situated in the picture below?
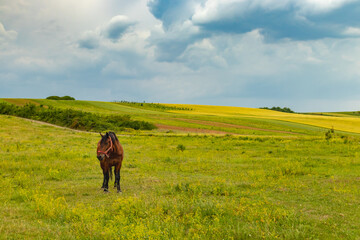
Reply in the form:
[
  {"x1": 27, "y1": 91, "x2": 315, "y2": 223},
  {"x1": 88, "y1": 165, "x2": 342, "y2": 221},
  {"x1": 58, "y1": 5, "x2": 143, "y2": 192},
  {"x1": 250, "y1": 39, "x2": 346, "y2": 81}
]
[{"x1": 109, "y1": 167, "x2": 113, "y2": 180}]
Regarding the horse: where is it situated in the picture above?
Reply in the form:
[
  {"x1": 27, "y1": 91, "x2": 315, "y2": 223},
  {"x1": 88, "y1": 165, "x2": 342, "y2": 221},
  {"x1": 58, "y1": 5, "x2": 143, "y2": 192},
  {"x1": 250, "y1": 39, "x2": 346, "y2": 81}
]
[{"x1": 97, "y1": 132, "x2": 124, "y2": 192}]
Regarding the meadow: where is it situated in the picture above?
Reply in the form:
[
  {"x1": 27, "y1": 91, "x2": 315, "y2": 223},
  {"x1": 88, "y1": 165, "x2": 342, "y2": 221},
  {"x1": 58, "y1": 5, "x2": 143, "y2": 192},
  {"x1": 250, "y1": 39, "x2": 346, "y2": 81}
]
[{"x1": 0, "y1": 99, "x2": 360, "y2": 239}]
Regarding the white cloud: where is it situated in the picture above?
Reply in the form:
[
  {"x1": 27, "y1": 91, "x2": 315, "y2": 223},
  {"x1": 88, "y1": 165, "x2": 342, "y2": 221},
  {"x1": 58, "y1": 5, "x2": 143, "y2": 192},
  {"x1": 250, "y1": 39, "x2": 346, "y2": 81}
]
[
  {"x1": 343, "y1": 27, "x2": 360, "y2": 36},
  {"x1": 0, "y1": 22, "x2": 17, "y2": 42},
  {"x1": 77, "y1": 14, "x2": 146, "y2": 51},
  {"x1": 101, "y1": 60, "x2": 139, "y2": 77},
  {"x1": 193, "y1": 0, "x2": 356, "y2": 24},
  {"x1": 298, "y1": 0, "x2": 356, "y2": 14},
  {"x1": 13, "y1": 56, "x2": 58, "y2": 72}
]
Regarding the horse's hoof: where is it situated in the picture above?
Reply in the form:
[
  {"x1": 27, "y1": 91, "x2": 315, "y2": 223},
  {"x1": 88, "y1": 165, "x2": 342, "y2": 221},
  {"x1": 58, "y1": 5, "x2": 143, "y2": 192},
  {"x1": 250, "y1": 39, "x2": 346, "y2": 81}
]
[
  {"x1": 117, "y1": 190, "x2": 122, "y2": 193},
  {"x1": 104, "y1": 189, "x2": 109, "y2": 192}
]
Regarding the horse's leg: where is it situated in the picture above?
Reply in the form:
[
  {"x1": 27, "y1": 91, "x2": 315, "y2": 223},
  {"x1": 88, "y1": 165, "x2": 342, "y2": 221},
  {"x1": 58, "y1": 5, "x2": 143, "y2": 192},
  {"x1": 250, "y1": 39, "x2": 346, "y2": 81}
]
[
  {"x1": 114, "y1": 167, "x2": 117, "y2": 188},
  {"x1": 101, "y1": 165, "x2": 105, "y2": 189},
  {"x1": 101, "y1": 175, "x2": 105, "y2": 189},
  {"x1": 115, "y1": 164, "x2": 121, "y2": 193},
  {"x1": 115, "y1": 170, "x2": 121, "y2": 193},
  {"x1": 103, "y1": 169, "x2": 110, "y2": 192}
]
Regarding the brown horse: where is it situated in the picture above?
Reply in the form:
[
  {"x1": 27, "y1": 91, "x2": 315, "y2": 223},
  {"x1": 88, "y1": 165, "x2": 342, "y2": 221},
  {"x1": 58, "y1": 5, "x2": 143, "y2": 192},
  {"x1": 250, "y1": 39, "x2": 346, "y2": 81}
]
[{"x1": 97, "y1": 132, "x2": 124, "y2": 192}]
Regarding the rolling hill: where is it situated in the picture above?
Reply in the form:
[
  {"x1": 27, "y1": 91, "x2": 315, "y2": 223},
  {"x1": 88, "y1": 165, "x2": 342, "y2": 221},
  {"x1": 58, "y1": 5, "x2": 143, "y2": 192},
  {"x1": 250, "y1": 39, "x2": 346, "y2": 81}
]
[{"x1": 1, "y1": 98, "x2": 359, "y2": 136}]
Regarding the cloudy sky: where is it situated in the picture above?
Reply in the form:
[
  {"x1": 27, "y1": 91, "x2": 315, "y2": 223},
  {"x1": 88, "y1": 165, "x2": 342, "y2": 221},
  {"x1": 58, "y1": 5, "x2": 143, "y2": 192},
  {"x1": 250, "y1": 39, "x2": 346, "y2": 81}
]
[{"x1": 1, "y1": 0, "x2": 360, "y2": 112}]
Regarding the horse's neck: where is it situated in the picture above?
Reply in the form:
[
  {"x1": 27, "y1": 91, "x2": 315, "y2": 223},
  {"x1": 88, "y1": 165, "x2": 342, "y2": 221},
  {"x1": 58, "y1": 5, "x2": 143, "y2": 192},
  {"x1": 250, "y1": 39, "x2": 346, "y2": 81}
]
[{"x1": 112, "y1": 141, "x2": 123, "y2": 155}]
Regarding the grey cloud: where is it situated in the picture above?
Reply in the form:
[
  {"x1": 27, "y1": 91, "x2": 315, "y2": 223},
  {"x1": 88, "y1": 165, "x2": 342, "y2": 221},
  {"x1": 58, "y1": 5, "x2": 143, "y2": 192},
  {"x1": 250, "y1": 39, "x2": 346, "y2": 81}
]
[
  {"x1": 151, "y1": 34, "x2": 204, "y2": 62},
  {"x1": 78, "y1": 31, "x2": 100, "y2": 49},
  {"x1": 146, "y1": 0, "x2": 360, "y2": 63},
  {"x1": 77, "y1": 15, "x2": 136, "y2": 49},
  {"x1": 148, "y1": 0, "x2": 203, "y2": 29},
  {"x1": 103, "y1": 15, "x2": 136, "y2": 40},
  {"x1": 191, "y1": 0, "x2": 360, "y2": 41},
  {"x1": 149, "y1": 19, "x2": 209, "y2": 61}
]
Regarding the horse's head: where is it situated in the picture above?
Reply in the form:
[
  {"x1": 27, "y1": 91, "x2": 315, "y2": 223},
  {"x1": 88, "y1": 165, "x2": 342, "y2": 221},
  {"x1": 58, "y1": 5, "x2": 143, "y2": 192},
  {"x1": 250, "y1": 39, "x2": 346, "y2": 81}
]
[{"x1": 97, "y1": 132, "x2": 113, "y2": 161}]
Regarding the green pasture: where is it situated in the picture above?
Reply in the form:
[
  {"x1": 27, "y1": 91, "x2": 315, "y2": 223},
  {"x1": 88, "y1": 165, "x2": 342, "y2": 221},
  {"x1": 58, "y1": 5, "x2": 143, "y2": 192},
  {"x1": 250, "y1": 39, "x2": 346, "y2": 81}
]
[{"x1": 1, "y1": 112, "x2": 360, "y2": 239}]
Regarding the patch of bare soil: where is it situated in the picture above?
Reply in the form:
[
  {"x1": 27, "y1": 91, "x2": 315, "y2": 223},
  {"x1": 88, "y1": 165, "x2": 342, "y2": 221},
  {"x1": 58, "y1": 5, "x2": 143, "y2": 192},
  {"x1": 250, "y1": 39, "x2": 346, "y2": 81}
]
[{"x1": 2, "y1": 98, "x2": 41, "y2": 106}]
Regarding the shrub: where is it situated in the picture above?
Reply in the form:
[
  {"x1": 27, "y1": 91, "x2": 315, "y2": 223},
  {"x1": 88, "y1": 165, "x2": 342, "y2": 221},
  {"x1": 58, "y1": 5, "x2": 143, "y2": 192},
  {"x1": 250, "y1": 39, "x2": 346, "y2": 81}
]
[
  {"x1": 0, "y1": 102, "x2": 156, "y2": 131},
  {"x1": 260, "y1": 106, "x2": 295, "y2": 113},
  {"x1": 61, "y1": 96, "x2": 75, "y2": 100},
  {"x1": 46, "y1": 96, "x2": 75, "y2": 100},
  {"x1": 325, "y1": 127, "x2": 335, "y2": 141},
  {"x1": 46, "y1": 96, "x2": 61, "y2": 100},
  {"x1": 177, "y1": 144, "x2": 186, "y2": 152}
]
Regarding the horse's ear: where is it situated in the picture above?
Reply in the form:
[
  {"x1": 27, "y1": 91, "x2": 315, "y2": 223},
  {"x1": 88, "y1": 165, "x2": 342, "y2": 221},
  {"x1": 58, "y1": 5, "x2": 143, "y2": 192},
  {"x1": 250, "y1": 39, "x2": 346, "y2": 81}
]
[{"x1": 100, "y1": 133, "x2": 104, "y2": 137}]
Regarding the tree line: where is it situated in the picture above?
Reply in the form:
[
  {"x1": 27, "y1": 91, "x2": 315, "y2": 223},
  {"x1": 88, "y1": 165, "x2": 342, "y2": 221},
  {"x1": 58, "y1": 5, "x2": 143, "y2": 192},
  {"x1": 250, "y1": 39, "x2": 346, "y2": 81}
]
[
  {"x1": 260, "y1": 106, "x2": 295, "y2": 113},
  {"x1": 115, "y1": 101, "x2": 193, "y2": 111}
]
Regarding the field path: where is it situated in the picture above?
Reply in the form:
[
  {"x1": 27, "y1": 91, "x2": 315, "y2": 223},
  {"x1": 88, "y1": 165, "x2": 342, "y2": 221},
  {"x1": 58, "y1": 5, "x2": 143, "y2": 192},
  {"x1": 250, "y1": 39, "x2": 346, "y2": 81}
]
[{"x1": 18, "y1": 117, "x2": 92, "y2": 133}]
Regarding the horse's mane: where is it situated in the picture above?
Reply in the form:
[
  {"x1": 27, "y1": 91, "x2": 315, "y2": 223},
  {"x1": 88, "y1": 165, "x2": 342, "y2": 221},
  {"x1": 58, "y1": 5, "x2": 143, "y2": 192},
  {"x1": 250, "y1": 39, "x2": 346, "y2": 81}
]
[
  {"x1": 100, "y1": 132, "x2": 119, "y2": 145},
  {"x1": 108, "y1": 131, "x2": 118, "y2": 143}
]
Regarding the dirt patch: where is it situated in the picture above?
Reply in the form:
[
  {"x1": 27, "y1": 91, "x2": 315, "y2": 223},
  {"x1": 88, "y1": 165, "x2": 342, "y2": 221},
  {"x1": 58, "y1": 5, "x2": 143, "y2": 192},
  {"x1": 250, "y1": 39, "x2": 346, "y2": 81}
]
[
  {"x1": 155, "y1": 124, "x2": 235, "y2": 135},
  {"x1": 2, "y1": 98, "x2": 40, "y2": 106}
]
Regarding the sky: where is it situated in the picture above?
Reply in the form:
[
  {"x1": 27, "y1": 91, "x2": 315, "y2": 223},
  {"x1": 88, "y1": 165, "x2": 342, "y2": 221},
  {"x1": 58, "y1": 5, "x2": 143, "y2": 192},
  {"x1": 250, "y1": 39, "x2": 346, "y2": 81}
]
[{"x1": 1, "y1": 0, "x2": 360, "y2": 112}]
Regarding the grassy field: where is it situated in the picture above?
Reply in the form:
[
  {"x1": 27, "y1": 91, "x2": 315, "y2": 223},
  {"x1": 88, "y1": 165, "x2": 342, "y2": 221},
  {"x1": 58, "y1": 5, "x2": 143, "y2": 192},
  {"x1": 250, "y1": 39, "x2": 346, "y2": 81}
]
[{"x1": 1, "y1": 99, "x2": 360, "y2": 239}]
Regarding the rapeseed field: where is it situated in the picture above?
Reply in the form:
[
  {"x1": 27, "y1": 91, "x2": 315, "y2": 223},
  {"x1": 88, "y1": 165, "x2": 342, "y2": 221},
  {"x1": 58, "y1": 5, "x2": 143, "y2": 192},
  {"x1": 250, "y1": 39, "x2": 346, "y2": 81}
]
[{"x1": 166, "y1": 103, "x2": 360, "y2": 134}]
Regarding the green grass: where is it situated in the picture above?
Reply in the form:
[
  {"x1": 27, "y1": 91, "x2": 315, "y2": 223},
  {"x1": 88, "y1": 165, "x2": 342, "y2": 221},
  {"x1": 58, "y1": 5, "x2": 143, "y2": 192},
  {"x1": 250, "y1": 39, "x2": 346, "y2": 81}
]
[{"x1": 1, "y1": 112, "x2": 360, "y2": 239}]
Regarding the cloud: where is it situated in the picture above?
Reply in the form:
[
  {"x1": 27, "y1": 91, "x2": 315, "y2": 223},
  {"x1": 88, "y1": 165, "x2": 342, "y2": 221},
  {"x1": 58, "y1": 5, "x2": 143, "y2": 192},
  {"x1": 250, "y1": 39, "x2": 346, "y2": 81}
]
[
  {"x1": 343, "y1": 27, "x2": 360, "y2": 36},
  {"x1": 146, "y1": 0, "x2": 205, "y2": 61},
  {"x1": 103, "y1": 15, "x2": 136, "y2": 40},
  {"x1": 146, "y1": 0, "x2": 360, "y2": 61},
  {"x1": 149, "y1": 19, "x2": 206, "y2": 61},
  {"x1": 77, "y1": 15, "x2": 137, "y2": 49},
  {"x1": 191, "y1": 0, "x2": 360, "y2": 40},
  {"x1": 78, "y1": 31, "x2": 100, "y2": 49},
  {"x1": 0, "y1": 22, "x2": 17, "y2": 42},
  {"x1": 297, "y1": 0, "x2": 357, "y2": 14},
  {"x1": 147, "y1": 0, "x2": 202, "y2": 29}
]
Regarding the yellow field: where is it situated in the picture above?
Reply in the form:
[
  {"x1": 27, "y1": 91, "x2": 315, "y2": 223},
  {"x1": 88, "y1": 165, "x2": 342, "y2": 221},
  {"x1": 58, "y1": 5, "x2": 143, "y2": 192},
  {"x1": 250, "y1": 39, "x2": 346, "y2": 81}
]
[{"x1": 166, "y1": 104, "x2": 360, "y2": 134}]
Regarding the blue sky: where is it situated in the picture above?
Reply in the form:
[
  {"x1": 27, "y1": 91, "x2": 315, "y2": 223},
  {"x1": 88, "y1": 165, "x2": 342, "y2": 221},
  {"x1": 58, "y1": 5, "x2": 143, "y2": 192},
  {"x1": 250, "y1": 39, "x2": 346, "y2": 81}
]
[{"x1": 1, "y1": 0, "x2": 360, "y2": 112}]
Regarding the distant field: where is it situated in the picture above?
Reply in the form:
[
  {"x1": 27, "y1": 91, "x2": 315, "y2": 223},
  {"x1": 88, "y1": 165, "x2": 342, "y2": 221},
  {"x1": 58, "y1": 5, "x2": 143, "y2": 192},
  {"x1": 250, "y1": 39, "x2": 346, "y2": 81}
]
[
  {"x1": 3, "y1": 98, "x2": 359, "y2": 136},
  {"x1": 164, "y1": 103, "x2": 360, "y2": 134}
]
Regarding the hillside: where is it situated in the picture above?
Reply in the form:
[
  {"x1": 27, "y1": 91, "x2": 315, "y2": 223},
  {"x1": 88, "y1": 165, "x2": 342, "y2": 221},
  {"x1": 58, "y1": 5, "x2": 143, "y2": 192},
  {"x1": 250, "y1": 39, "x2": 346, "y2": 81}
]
[{"x1": 1, "y1": 98, "x2": 360, "y2": 136}]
